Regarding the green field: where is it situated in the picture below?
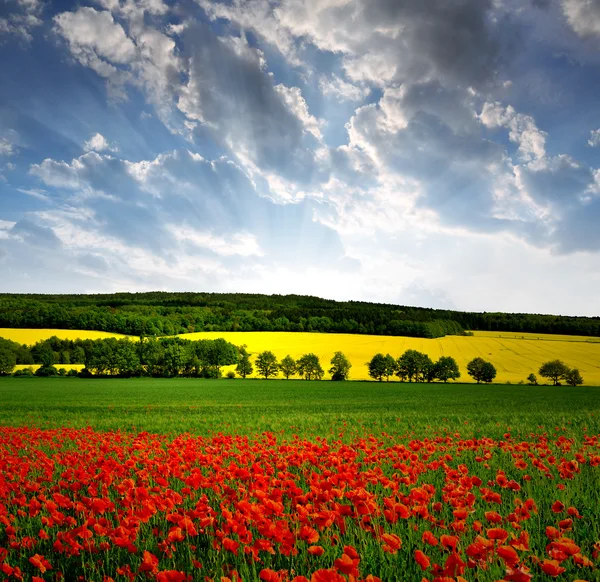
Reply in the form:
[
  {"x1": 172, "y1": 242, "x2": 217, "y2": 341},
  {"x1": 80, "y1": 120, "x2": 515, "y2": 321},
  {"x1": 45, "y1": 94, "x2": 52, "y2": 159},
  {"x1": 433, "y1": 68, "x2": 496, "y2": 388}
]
[{"x1": 2, "y1": 377, "x2": 599, "y2": 438}]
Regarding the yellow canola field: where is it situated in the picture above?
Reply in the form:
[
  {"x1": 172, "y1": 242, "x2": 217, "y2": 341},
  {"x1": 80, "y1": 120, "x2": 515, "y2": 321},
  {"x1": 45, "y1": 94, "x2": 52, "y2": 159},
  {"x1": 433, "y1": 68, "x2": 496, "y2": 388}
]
[
  {"x1": 471, "y1": 330, "x2": 600, "y2": 343},
  {"x1": 14, "y1": 364, "x2": 85, "y2": 373},
  {"x1": 2, "y1": 328, "x2": 600, "y2": 384},
  {"x1": 0, "y1": 328, "x2": 130, "y2": 344},
  {"x1": 181, "y1": 331, "x2": 600, "y2": 385}
]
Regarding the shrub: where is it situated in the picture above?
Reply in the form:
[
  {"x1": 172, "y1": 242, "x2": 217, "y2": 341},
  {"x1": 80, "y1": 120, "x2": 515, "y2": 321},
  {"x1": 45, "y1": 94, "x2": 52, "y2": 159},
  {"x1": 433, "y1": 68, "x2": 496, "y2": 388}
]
[
  {"x1": 13, "y1": 367, "x2": 34, "y2": 377},
  {"x1": 66, "y1": 369, "x2": 79, "y2": 377},
  {"x1": 565, "y1": 368, "x2": 584, "y2": 387},
  {"x1": 226, "y1": 371, "x2": 236, "y2": 379},
  {"x1": 35, "y1": 365, "x2": 59, "y2": 377}
]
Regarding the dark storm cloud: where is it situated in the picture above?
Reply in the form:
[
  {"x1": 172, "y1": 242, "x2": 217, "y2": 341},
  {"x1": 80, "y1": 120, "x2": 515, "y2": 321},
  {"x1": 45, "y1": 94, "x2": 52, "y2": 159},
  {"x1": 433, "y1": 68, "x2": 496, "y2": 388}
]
[{"x1": 358, "y1": 0, "x2": 512, "y2": 87}]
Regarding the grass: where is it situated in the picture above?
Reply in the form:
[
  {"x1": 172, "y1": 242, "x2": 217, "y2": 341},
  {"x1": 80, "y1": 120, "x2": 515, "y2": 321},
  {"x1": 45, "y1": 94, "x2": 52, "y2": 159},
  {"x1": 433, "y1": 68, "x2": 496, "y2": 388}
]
[{"x1": 1, "y1": 377, "x2": 599, "y2": 438}]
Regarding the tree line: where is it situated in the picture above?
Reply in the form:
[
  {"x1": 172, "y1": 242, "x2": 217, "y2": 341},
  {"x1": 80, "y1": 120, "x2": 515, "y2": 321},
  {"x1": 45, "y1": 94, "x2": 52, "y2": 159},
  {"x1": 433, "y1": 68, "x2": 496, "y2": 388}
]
[
  {"x1": 2, "y1": 292, "x2": 600, "y2": 338},
  {"x1": 0, "y1": 336, "x2": 586, "y2": 385}
]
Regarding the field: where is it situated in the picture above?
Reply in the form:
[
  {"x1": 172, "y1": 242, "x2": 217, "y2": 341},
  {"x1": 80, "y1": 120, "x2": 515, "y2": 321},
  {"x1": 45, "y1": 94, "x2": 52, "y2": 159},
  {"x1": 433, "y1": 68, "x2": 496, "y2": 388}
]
[
  {"x1": 0, "y1": 328, "x2": 128, "y2": 344},
  {"x1": 1, "y1": 379, "x2": 600, "y2": 581},
  {"x1": 3, "y1": 328, "x2": 600, "y2": 384}
]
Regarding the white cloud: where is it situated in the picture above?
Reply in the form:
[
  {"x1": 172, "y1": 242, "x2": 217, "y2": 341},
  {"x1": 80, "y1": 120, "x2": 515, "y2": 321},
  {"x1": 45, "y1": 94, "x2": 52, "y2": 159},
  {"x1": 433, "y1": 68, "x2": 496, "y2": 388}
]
[
  {"x1": 54, "y1": 8, "x2": 136, "y2": 65},
  {"x1": 274, "y1": 84, "x2": 323, "y2": 141},
  {"x1": 169, "y1": 227, "x2": 264, "y2": 257},
  {"x1": 0, "y1": 138, "x2": 14, "y2": 156},
  {"x1": 480, "y1": 102, "x2": 547, "y2": 167},
  {"x1": 83, "y1": 133, "x2": 118, "y2": 152},
  {"x1": 17, "y1": 188, "x2": 50, "y2": 201},
  {"x1": 561, "y1": 0, "x2": 600, "y2": 38},
  {"x1": 588, "y1": 128, "x2": 600, "y2": 147},
  {"x1": 0, "y1": 220, "x2": 16, "y2": 240},
  {"x1": 319, "y1": 74, "x2": 370, "y2": 102},
  {"x1": 0, "y1": 0, "x2": 43, "y2": 41}
]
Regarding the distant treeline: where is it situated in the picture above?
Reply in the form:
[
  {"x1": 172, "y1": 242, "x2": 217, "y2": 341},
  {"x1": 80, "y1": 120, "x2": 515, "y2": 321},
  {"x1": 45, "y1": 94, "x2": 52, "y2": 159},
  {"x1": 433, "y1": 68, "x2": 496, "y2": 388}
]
[{"x1": 0, "y1": 292, "x2": 599, "y2": 338}]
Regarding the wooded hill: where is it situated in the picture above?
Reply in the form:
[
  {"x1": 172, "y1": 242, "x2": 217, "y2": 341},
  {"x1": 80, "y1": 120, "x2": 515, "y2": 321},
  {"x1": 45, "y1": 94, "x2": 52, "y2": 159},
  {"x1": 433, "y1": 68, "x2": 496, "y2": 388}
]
[{"x1": 0, "y1": 292, "x2": 598, "y2": 338}]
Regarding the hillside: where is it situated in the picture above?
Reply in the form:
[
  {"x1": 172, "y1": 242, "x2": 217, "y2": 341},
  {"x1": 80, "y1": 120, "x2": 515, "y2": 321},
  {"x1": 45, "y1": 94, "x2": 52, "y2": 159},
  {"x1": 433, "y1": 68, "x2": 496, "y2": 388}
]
[{"x1": 1, "y1": 292, "x2": 599, "y2": 338}]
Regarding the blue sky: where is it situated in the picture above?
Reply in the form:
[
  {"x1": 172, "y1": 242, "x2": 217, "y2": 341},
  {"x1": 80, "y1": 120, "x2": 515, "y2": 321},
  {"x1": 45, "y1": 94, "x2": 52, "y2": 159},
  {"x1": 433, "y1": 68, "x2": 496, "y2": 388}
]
[{"x1": 1, "y1": 0, "x2": 600, "y2": 314}]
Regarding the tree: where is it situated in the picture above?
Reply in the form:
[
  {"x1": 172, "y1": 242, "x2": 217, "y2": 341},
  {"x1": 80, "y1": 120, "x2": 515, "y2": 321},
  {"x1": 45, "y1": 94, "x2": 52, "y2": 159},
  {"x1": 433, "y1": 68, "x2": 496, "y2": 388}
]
[
  {"x1": 396, "y1": 350, "x2": 430, "y2": 382},
  {"x1": 255, "y1": 351, "x2": 279, "y2": 379},
  {"x1": 236, "y1": 347, "x2": 253, "y2": 379},
  {"x1": 434, "y1": 356, "x2": 460, "y2": 382},
  {"x1": 480, "y1": 361, "x2": 497, "y2": 383},
  {"x1": 329, "y1": 351, "x2": 352, "y2": 381},
  {"x1": 467, "y1": 357, "x2": 496, "y2": 383},
  {"x1": 539, "y1": 360, "x2": 570, "y2": 385},
  {"x1": 383, "y1": 354, "x2": 396, "y2": 382},
  {"x1": 565, "y1": 368, "x2": 583, "y2": 387},
  {"x1": 527, "y1": 373, "x2": 538, "y2": 386},
  {"x1": 279, "y1": 355, "x2": 297, "y2": 379},
  {"x1": 296, "y1": 353, "x2": 324, "y2": 380},
  {"x1": 367, "y1": 353, "x2": 388, "y2": 382},
  {"x1": 0, "y1": 346, "x2": 17, "y2": 375},
  {"x1": 419, "y1": 354, "x2": 435, "y2": 382}
]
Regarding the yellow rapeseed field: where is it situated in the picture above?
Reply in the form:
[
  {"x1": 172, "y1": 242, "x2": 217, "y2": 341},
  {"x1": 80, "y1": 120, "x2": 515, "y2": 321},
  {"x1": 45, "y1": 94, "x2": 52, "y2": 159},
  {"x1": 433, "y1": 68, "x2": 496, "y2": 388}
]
[
  {"x1": 2, "y1": 328, "x2": 600, "y2": 384},
  {"x1": 0, "y1": 328, "x2": 130, "y2": 344},
  {"x1": 181, "y1": 331, "x2": 600, "y2": 384}
]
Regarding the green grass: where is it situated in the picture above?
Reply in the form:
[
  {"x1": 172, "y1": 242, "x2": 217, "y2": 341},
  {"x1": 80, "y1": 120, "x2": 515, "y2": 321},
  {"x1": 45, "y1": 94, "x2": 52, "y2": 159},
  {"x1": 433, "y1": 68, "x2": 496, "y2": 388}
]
[{"x1": 1, "y1": 377, "x2": 599, "y2": 438}]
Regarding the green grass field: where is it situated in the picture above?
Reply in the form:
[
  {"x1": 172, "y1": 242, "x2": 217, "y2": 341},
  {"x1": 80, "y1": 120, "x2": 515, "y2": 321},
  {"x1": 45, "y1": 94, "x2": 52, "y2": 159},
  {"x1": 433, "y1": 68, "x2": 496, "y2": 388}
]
[{"x1": 1, "y1": 377, "x2": 599, "y2": 438}]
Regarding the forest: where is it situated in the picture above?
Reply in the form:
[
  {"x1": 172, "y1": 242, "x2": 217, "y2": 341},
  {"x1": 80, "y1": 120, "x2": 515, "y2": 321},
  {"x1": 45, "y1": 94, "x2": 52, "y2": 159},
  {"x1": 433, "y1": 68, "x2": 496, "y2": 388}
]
[{"x1": 0, "y1": 292, "x2": 598, "y2": 338}]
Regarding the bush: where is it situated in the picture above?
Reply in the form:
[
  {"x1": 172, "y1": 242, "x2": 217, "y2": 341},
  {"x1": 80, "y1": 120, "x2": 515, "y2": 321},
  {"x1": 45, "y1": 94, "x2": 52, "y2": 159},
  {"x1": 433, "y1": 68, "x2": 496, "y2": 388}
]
[
  {"x1": 66, "y1": 369, "x2": 79, "y2": 377},
  {"x1": 226, "y1": 371, "x2": 236, "y2": 379},
  {"x1": 199, "y1": 367, "x2": 222, "y2": 379},
  {"x1": 13, "y1": 367, "x2": 34, "y2": 377},
  {"x1": 35, "y1": 365, "x2": 59, "y2": 377},
  {"x1": 565, "y1": 368, "x2": 584, "y2": 387},
  {"x1": 58, "y1": 368, "x2": 67, "y2": 376},
  {"x1": 527, "y1": 373, "x2": 538, "y2": 385}
]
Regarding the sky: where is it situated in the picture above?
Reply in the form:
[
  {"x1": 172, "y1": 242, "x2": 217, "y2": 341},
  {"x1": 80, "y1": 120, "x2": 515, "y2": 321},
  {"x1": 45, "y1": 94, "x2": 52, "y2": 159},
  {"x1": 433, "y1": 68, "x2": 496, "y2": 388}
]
[{"x1": 0, "y1": 0, "x2": 600, "y2": 315}]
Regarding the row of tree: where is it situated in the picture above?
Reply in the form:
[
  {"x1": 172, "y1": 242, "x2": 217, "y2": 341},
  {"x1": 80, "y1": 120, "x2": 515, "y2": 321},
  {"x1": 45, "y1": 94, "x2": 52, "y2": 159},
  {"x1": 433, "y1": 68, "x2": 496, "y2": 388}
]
[
  {"x1": 237, "y1": 350, "x2": 352, "y2": 381},
  {"x1": 0, "y1": 336, "x2": 586, "y2": 385},
  {"x1": 527, "y1": 360, "x2": 584, "y2": 386},
  {"x1": 4, "y1": 291, "x2": 600, "y2": 337}
]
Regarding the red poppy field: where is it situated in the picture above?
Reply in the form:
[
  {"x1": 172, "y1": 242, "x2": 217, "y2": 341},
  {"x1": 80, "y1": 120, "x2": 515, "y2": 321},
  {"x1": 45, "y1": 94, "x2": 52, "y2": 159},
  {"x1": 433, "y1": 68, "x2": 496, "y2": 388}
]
[{"x1": 1, "y1": 421, "x2": 600, "y2": 582}]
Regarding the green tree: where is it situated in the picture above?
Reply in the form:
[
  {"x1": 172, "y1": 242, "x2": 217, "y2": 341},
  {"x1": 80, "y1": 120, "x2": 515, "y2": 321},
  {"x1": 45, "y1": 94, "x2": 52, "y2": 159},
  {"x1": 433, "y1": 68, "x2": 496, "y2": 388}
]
[
  {"x1": 279, "y1": 355, "x2": 297, "y2": 379},
  {"x1": 383, "y1": 354, "x2": 396, "y2": 382},
  {"x1": 297, "y1": 353, "x2": 324, "y2": 380},
  {"x1": 162, "y1": 342, "x2": 189, "y2": 377},
  {"x1": 329, "y1": 351, "x2": 352, "y2": 381},
  {"x1": 419, "y1": 354, "x2": 435, "y2": 382},
  {"x1": 527, "y1": 373, "x2": 538, "y2": 385},
  {"x1": 255, "y1": 351, "x2": 279, "y2": 379},
  {"x1": 481, "y1": 361, "x2": 497, "y2": 383},
  {"x1": 539, "y1": 360, "x2": 570, "y2": 385},
  {"x1": 434, "y1": 356, "x2": 460, "y2": 382},
  {"x1": 467, "y1": 357, "x2": 496, "y2": 383},
  {"x1": 36, "y1": 344, "x2": 55, "y2": 367},
  {"x1": 565, "y1": 368, "x2": 583, "y2": 387},
  {"x1": 396, "y1": 350, "x2": 430, "y2": 382},
  {"x1": 0, "y1": 346, "x2": 17, "y2": 375},
  {"x1": 367, "y1": 353, "x2": 387, "y2": 382},
  {"x1": 114, "y1": 339, "x2": 141, "y2": 376},
  {"x1": 236, "y1": 347, "x2": 253, "y2": 379}
]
